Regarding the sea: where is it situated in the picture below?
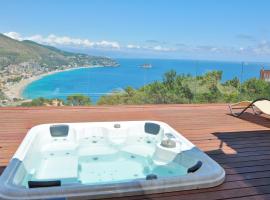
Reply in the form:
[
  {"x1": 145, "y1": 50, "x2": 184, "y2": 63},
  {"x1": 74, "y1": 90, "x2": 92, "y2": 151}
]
[{"x1": 22, "y1": 58, "x2": 269, "y2": 103}]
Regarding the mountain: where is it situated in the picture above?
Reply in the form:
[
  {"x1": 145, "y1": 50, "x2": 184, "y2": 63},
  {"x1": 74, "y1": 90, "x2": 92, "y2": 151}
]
[{"x1": 0, "y1": 33, "x2": 118, "y2": 69}]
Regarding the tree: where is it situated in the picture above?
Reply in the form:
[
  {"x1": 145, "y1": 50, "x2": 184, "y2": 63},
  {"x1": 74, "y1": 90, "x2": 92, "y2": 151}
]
[
  {"x1": 208, "y1": 85, "x2": 222, "y2": 102},
  {"x1": 146, "y1": 81, "x2": 168, "y2": 103},
  {"x1": 96, "y1": 70, "x2": 270, "y2": 105},
  {"x1": 241, "y1": 78, "x2": 270, "y2": 99},
  {"x1": 163, "y1": 70, "x2": 177, "y2": 89},
  {"x1": 66, "y1": 94, "x2": 91, "y2": 106},
  {"x1": 223, "y1": 77, "x2": 240, "y2": 88},
  {"x1": 20, "y1": 97, "x2": 50, "y2": 107},
  {"x1": 202, "y1": 70, "x2": 223, "y2": 85},
  {"x1": 124, "y1": 86, "x2": 135, "y2": 98}
]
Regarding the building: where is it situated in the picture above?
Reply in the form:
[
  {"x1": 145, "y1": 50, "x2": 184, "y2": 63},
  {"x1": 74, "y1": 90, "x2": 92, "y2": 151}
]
[{"x1": 260, "y1": 68, "x2": 270, "y2": 82}]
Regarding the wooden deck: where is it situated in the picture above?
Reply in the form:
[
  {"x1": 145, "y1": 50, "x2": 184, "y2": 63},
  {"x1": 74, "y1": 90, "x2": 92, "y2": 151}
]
[{"x1": 1, "y1": 104, "x2": 270, "y2": 200}]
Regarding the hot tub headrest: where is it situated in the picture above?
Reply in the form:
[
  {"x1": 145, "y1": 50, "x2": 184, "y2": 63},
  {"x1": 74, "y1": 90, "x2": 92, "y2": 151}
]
[
  {"x1": 28, "y1": 180, "x2": 61, "y2": 188},
  {"x1": 145, "y1": 122, "x2": 160, "y2": 135},
  {"x1": 50, "y1": 125, "x2": 69, "y2": 137},
  {"x1": 187, "y1": 161, "x2": 203, "y2": 173},
  {"x1": 146, "y1": 174, "x2": 158, "y2": 180}
]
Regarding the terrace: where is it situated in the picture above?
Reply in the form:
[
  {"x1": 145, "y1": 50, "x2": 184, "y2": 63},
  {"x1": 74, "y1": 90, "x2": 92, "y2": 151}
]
[{"x1": 0, "y1": 104, "x2": 270, "y2": 200}]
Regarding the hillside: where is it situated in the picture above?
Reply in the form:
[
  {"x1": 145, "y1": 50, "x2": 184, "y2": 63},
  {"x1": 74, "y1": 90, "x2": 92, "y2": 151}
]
[
  {"x1": 0, "y1": 33, "x2": 118, "y2": 69},
  {"x1": 0, "y1": 33, "x2": 118, "y2": 105}
]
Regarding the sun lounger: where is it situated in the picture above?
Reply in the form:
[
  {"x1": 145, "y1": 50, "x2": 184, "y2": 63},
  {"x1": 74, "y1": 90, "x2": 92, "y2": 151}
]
[{"x1": 229, "y1": 98, "x2": 270, "y2": 117}]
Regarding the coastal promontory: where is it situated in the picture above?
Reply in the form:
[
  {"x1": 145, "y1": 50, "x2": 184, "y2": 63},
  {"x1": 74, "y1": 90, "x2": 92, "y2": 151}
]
[{"x1": 0, "y1": 33, "x2": 118, "y2": 105}]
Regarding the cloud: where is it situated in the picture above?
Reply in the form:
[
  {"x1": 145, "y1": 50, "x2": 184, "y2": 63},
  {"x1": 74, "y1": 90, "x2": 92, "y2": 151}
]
[
  {"x1": 175, "y1": 43, "x2": 187, "y2": 47},
  {"x1": 4, "y1": 32, "x2": 120, "y2": 49},
  {"x1": 3, "y1": 31, "x2": 270, "y2": 59},
  {"x1": 4, "y1": 32, "x2": 22, "y2": 40},
  {"x1": 2, "y1": 31, "x2": 193, "y2": 54},
  {"x1": 151, "y1": 45, "x2": 174, "y2": 52},
  {"x1": 145, "y1": 40, "x2": 168, "y2": 45},
  {"x1": 196, "y1": 45, "x2": 220, "y2": 52},
  {"x1": 145, "y1": 39, "x2": 159, "y2": 43},
  {"x1": 4, "y1": 32, "x2": 174, "y2": 52},
  {"x1": 127, "y1": 44, "x2": 141, "y2": 49},
  {"x1": 236, "y1": 34, "x2": 256, "y2": 42},
  {"x1": 94, "y1": 40, "x2": 120, "y2": 49},
  {"x1": 252, "y1": 40, "x2": 270, "y2": 55},
  {"x1": 126, "y1": 44, "x2": 175, "y2": 52},
  {"x1": 26, "y1": 34, "x2": 121, "y2": 49}
]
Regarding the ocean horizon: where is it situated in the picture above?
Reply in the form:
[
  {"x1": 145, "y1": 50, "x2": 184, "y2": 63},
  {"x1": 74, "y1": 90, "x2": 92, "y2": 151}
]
[{"x1": 22, "y1": 58, "x2": 268, "y2": 103}]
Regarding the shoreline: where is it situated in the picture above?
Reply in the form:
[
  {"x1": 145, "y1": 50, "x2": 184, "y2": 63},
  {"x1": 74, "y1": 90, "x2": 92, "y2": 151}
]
[{"x1": 4, "y1": 65, "x2": 104, "y2": 100}]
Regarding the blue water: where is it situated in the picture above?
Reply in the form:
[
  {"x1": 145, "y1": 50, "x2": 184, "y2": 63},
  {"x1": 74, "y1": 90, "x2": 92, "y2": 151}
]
[{"x1": 23, "y1": 58, "x2": 267, "y2": 103}]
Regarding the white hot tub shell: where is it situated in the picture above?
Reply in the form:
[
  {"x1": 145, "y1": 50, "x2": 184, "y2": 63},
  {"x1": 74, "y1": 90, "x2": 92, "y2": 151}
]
[{"x1": 0, "y1": 121, "x2": 225, "y2": 200}]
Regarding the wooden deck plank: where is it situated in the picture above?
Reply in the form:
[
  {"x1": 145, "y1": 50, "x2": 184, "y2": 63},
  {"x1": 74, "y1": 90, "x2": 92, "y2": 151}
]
[{"x1": 0, "y1": 104, "x2": 270, "y2": 200}]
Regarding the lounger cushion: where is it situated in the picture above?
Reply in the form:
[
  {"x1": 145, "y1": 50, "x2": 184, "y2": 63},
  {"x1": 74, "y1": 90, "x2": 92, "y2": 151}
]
[{"x1": 254, "y1": 100, "x2": 270, "y2": 115}]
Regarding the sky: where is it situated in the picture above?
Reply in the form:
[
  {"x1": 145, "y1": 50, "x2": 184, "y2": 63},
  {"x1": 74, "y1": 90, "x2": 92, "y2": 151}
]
[{"x1": 1, "y1": 0, "x2": 270, "y2": 62}]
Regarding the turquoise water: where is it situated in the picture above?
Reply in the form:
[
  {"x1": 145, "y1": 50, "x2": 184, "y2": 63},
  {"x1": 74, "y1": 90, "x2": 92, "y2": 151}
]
[
  {"x1": 24, "y1": 151, "x2": 187, "y2": 187},
  {"x1": 23, "y1": 58, "x2": 267, "y2": 103},
  {"x1": 78, "y1": 152, "x2": 186, "y2": 185},
  {"x1": 20, "y1": 131, "x2": 187, "y2": 187}
]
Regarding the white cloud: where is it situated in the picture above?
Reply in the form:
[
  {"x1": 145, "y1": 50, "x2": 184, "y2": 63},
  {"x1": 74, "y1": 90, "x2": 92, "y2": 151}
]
[
  {"x1": 4, "y1": 32, "x2": 120, "y2": 49},
  {"x1": 126, "y1": 44, "x2": 175, "y2": 52},
  {"x1": 252, "y1": 41, "x2": 270, "y2": 55},
  {"x1": 4, "y1": 31, "x2": 270, "y2": 58},
  {"x1": 4, "y1": 32, "x2": 22, "y2": 41},
  {"x1": 127, "y1": 44, "x2": 141, "y2": 49},
  {"x1": 236, "y1": 34, "x2": 256, "y2": 42},
  {"x1": 95, "y1": 40, "x2": 120, "y2": 49},
  {"x1": 28, "y1": 34, "x2": 121, "y2": 49},
  {"x1": 4, "y1": 31, "x2": 177, "y2": 52},
  {"x1": 152, "y1": 45, "x2": 174, "y2": 52}
]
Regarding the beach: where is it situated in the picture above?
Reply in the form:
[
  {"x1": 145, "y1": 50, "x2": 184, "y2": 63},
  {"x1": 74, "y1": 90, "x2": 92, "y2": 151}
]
[{"x1": 4, "y1": 66, "x2": 104, "y2": 100}]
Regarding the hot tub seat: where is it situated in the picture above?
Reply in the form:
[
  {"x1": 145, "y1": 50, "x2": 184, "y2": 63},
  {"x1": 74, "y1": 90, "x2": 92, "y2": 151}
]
[{"x1": 0, "y1": 121, "x2": 225, "y2": 200}]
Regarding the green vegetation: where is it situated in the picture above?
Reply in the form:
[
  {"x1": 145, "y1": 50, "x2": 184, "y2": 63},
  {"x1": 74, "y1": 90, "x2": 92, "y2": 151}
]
[
  {"x1": 20, "y1": 94, "x2": 92, "y2": 107},
  {"x1": 17, "y1": 70, "x2": 270, "y2": 107},
  {"x1": 97, "y1": 70, "x2": 270, "y2": 105},
  {"x1": 20, "y1": 97, "x2": 54, "y2": 107},
  {"x1": 0, "y1": 89, "x2": 6, "y2": 100},
  {"x1": 66, "y1": 94, "x2": 92, "y2": 106},
  {"x1": 0, "y1": 33, "x2": 118, "y2": 69},
  {"x1": 7, "y1": 76, "x2": 23, "y2": 83}
]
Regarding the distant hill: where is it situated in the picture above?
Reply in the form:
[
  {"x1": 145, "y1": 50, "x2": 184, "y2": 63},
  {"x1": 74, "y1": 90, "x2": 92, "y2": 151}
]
[{"x1": 0, "y1": 33, "x2": 118, "y2": 69}]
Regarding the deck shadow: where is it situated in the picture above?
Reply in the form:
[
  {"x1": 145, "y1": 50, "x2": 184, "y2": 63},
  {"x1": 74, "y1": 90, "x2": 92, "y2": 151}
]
[
  {"x1": 0, "y1": 166, "x2": 5, "y2": 175},
  {"x1": 204, "y1": 130, "x2": 270, "y2": 199},
  {"x1": 228, "y1": 112, "x2": 270, "y2": 128}
]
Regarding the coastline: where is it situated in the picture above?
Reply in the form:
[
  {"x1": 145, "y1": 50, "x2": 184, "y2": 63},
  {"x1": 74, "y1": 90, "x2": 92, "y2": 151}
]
[{"x1": 4, "y1": 65, "x2": 104, "y2": 100}]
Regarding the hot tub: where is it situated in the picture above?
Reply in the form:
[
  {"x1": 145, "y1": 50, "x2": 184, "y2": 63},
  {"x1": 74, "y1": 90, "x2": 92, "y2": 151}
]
[{"x1": 0, "y1": 121, "x2": 225, "y2": 199}]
